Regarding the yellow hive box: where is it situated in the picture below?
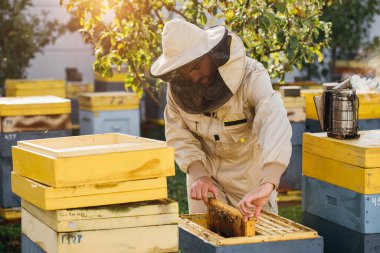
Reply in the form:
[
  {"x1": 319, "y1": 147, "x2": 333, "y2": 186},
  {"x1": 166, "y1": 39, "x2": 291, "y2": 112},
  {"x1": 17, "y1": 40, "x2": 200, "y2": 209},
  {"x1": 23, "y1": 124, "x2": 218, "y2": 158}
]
[
  {"x1": 21, "y1": 198, "x2": 178, "y2": 232},
  {"x1": 78, "y1": 92, "x2": 139, "y2": 111},
  {"x1": 12, "y1": 173, "x2": 168, "y2": 210},
  {"x1": 5, "y1": 79, "x2": 66, "y2": 98},
  {"x1": 94, "y1": 69, "x2": 126, "y2": 83},
  {"x1": 22, "y1": 207, "x2": 178, "y2": 253},
  {"x1": 12, "y1": 133, "x2": 174, "y2": 187},
  {"x1": 303, "y1": 131, "x2": 380, "y2": 168},
  {"x1": 0, "y1": 96, "x2": 71, "y2": 116},
  {"x1": 303, "y1": 152, "x2": 380, "y2": 194},
  {"x1": 302, "y1": 89, "x2": 380, "y2": 120},
  {"x1": 66, "y1": 82, "x2": 94, "y2": 99},
  {"x1": 281, "y1": 96, "x2": 306, "y2": 109},
  {"x1": 0, "y1": 207, "x2": 21, "y2": 220}
]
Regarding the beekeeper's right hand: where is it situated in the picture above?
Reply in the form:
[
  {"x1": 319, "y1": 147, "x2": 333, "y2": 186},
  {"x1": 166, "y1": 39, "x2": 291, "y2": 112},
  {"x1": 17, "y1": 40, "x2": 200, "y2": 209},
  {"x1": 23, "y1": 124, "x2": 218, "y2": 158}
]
[{"x1": 190, "y1": 176, "x2": 219, "y2": 205}]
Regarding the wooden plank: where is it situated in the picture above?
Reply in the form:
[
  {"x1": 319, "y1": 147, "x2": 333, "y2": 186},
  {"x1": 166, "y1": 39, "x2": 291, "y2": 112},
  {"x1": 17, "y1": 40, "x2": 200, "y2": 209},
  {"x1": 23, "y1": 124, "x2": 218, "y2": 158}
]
[
  {"x1": 1, "y1": 114, "x2": 71, "y2": 133},
  {"x1": 12, "y1": 173, "x2": 168, "y2": 210},
  {"x1": 303, "y1": 151, "x2": 380, "y2": 194},
  {"x1": 22, "y1": 209, "x2": 178, "y2": 253},
  {"x1": 21, "y1": 199, "x2": 178, "y2": 232},
  {"x1": 208, "y1": 199, "x2": 255, "y2": 237},
  {"x1": 16, "y1": 133, "x2": 167, "y2": 157},
  {"x1": 12, "y1": 145, "x2": 174, "y2": 187}
]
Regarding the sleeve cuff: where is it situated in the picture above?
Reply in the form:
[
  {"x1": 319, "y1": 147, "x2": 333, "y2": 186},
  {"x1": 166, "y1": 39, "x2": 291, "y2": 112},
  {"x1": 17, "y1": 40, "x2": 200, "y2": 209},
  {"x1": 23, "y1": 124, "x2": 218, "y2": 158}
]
[
  {"x1": 260, "y1": 162, "x2": 287, "y2": 189},
  {"x1": 187, "y1": 160, "x2": 210, "y2": 185}
]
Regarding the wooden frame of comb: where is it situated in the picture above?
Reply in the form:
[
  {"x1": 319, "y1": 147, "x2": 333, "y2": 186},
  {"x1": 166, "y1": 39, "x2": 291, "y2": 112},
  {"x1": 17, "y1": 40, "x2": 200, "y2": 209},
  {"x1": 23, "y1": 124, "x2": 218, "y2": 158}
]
[{"x1": 207, "y1": 198, "x2": 256, "y2": 237}]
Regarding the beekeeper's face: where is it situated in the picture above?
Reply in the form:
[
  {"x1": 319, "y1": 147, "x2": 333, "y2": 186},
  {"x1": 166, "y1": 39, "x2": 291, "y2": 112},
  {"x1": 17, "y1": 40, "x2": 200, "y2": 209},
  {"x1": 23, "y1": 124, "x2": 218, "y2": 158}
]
[{"x1": 178, "y1": 54, "x2": 218, "y2": 87}]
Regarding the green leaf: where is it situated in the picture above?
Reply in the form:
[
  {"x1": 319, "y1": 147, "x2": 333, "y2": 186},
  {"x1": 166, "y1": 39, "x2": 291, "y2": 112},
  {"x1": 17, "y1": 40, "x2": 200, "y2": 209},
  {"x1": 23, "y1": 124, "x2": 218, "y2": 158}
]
[
  {"x1": 274, "y1": 2, "x2": 286, "y2": 13},
  {"x1": 200, "y1": 12, "x2": 207, "y2": 26}
]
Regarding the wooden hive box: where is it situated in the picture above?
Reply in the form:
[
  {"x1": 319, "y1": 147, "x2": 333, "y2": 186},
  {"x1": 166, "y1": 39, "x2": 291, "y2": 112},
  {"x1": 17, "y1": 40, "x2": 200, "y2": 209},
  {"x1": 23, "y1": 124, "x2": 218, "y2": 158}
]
[
  {"x1": 303, "y1": 131, "x2": 380, "y2": 194},
  {"x1": 303, "y1": 211, "x2": 380, "y2": 253},
  {"x1": 79, "y1": 109, "x2": 140, "y2": 136},
  {"x1": 5, "y1": 79, "x2": 66, "y2": 98},
  {"x1": 12, "y1": 173, "x2": 168, "y2": 210},
  {"x1": 21, "y1": 199, "x2": 179, "y2": 253},
  {"x1": 179, "y1": 211, "x2": 323, "y2": 253},
  {"x1": 12, "y1": 133, "x2": 174, "y2": 188},
  {"x1": 94, "y1": 70, "x2": 127, "y2": 92},
  {"x1": 66, "y1": 81, "x2": 94, "y2": 99},
  {"x1": 0, "y1": 96, "x2": 71, "y2": 133},
  {"x1": 78, "y1": 92, "x2": 139, "y2": 111},
  {"x1": 302, "y1": 176, "x2": 380, "y2": 234}
]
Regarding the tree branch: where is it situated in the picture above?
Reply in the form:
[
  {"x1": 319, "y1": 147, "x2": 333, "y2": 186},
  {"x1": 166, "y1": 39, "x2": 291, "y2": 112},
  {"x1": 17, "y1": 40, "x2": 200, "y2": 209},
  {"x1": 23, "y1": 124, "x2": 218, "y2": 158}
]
[{"x1": 162, "y1": 2, "x2": 190, "y2": 22}]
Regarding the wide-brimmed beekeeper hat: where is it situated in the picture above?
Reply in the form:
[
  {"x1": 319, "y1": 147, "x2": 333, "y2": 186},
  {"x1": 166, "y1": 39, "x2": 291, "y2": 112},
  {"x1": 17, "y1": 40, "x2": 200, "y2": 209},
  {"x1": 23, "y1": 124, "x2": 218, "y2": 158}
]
[{"x1": 150, "y1": 19, "x2": 246, "y2": 94}]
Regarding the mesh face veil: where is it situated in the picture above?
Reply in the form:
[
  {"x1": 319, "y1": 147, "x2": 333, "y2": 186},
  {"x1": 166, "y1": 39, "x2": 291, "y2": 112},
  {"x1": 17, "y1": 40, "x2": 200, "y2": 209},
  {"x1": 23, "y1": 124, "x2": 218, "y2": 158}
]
[{"x1": 160, "y1": 28, "x2": 234, "y2": 114}]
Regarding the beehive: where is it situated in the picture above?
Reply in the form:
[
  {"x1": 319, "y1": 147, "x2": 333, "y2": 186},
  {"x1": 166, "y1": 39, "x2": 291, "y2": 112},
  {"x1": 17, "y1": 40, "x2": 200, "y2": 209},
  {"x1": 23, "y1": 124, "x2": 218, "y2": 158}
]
[
  {"x1": 303, "y1": 211, "x2": 380, "y2": 253},
  {"x1": 94, "y1": 69, "x2": 127, "y2": 92},
  {"x1": 21, "y1": 199, "x2": 179, "y2": 253},
  {"x1": 179, "y1": 211, "x2": 323, "y2": 253},
  {"x1": 66, "y1": 81, "x2": 94, "y2": 99},
  {"x1": 11, "y1": 133, "x2": 174, "y2": 188},
  {"x1": 303, "y1": 176, "x2": 380, "y2": 234},
  {"x1": 78, "y1": 92, "x2": 140, "y2": 135},
  {"x1": 12, "y1": 172, "x2": 168, "y2": 210},
  {"x1": 303, "y1": 131, "x2": 380, "y2": 194},
  {"x1": 5, "y1": 79, "x2": 66, "y2": 98}
]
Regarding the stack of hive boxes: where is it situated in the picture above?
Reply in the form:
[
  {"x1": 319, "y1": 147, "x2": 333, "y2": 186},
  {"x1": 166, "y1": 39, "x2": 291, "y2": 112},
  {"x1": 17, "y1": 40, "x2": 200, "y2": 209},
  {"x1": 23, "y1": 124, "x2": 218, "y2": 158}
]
[
  {"x1": 5, "y1": 79, "x2": 66, "y2": 98},
  {"x1": 11, "y1": 133, "x2": 178, "y2": 252},
  {"x1": 0, "y1": 96, "x2": 71, "y2": 220},
  {"x1": 65, "y1": 81, "x2": 94, "y2": 127},
  {"x1": 78, "y1": 92, "x2": 140, "y2": 136},
  {"x1": 279, "y1": 86, "x2": 306, "y2": 190},
  {"x1": 302, "y1": 130, "x2": 380, "y2": 253},
  {"x1": 302, "y1": 88, "x2": 380, "y2": 133}
]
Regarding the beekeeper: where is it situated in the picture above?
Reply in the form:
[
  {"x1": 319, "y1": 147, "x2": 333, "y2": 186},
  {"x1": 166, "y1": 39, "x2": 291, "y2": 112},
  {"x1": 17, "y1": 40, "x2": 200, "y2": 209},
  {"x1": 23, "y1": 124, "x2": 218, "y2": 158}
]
[{"x1": 150, "y1": 19, "x2": 292, "y2": 219}]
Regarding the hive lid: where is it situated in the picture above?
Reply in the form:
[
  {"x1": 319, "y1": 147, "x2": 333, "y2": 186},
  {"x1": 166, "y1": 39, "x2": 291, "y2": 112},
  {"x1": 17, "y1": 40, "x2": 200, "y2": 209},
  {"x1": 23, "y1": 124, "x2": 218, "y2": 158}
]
[
  {"x1": 5, "y1": 79, "x2": 65, "y2": 90},
  {"x1": 303, "y1": 130, "x2": 380, "y2": 168},
  {"x1": 0, "y1": 96, "x2": 71, "y2": 116},
  {"x1": 16, "y1": 133, "x2": 167, "y2": 158}
]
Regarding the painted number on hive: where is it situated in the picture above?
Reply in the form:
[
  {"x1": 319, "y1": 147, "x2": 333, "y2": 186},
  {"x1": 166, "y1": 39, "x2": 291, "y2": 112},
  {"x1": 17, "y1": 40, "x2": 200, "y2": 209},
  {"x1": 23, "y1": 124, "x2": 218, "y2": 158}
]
[
  {"x1": 371, "y1": 197, "x2": 380, "y2": 207},
  {"x1": 61, "y1": 234, "x2": 83, "y2": 245}
]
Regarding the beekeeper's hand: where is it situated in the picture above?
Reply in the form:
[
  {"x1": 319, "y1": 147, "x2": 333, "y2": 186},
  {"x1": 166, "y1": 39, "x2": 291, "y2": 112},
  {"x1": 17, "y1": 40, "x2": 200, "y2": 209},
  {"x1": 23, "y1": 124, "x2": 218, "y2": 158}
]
[
  {"x1": 237, "y1": 182, "x2": 274, "y2": 221},
  {"x1": 190, "y1": 176, "x2": 219, "y2": 205}
]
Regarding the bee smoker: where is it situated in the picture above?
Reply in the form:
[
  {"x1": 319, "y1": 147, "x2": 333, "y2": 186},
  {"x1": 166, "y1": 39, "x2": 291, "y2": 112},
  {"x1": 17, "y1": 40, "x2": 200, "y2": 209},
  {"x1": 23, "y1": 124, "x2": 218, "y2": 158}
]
[{"x1": 314, "y1": 78, "x2": 360, "y2": 139}]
